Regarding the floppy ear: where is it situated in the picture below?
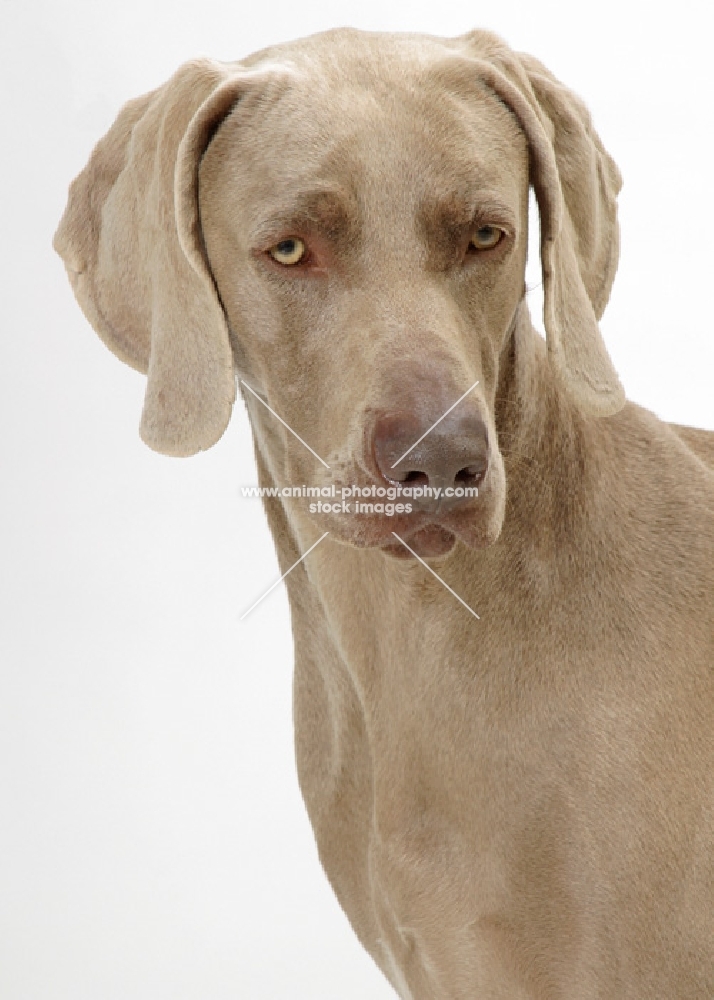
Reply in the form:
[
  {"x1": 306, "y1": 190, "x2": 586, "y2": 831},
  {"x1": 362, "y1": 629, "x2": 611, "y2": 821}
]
[
  {"x1": 457, "y1": 33, "x2": 625, "y2": 417},
  {"x1": 54, "y1": 60, "x2": 280, "y2": 456}
]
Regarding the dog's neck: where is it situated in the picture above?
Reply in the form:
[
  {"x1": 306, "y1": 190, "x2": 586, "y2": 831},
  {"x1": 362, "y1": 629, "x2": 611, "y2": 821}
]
[{"x1": 494, "y1": 301, "x2": 612, "y2": 555}]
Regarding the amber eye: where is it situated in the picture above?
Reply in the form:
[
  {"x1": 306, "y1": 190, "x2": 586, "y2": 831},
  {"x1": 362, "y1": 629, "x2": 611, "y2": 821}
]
[
  {"x1": 468, "y1": 225, "x2": 503, "y2": 251},
  {"x1": 268, "y1": 238, "x2": 307, "y2": 266}
]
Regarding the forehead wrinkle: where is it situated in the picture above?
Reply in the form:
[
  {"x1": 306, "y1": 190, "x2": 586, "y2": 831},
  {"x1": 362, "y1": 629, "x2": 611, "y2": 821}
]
[{"x1": 343, "y1": 73, "x2": 524, "y2": 189}]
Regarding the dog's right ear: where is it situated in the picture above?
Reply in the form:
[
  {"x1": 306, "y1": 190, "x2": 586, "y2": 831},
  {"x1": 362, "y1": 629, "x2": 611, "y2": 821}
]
[{"x1": 54, "y1": 60, "x2": 291, "y2": 457}]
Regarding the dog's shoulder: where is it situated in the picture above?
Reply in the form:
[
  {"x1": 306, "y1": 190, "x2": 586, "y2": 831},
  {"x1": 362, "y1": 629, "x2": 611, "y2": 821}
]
[
  {"x1": 669, "y1": 422, "x2": 714, "y2": 472},
  {"x1": 608, "y1": 402, "x2": 714, "y2": 475}
]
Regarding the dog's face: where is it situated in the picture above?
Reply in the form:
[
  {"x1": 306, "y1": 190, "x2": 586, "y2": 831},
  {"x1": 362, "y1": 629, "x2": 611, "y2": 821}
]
[
  {"x1": 199, "y1": 46, "x2": 529, "y2": 557},
  {"x1": 54, "y1": 28, "x2": 625, "y2": 560}
]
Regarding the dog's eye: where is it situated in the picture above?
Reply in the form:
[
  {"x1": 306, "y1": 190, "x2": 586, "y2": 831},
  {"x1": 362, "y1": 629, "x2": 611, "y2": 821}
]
[
  {"x1": 468, "y1": 226, "x2": 503, "y2": 251},
  {"x1": 268, "y1": 238, "x2": 307, "y2": 266}
]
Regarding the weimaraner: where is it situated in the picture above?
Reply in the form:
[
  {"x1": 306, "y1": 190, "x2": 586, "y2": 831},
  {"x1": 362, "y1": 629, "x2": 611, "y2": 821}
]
[{"x1": 55, "y1": 27, "x2": 713, "y2": 999}]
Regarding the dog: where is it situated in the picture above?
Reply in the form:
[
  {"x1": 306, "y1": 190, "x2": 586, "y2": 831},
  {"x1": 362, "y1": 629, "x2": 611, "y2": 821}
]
[{"x1": 55, "y1": 27, "x2": 714, "y2": 998}]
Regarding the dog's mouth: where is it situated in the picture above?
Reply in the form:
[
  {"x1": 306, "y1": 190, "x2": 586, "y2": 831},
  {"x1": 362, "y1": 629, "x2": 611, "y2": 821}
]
[{"x1": 313, "y1": 493, "x2": 500, "y2": 559}]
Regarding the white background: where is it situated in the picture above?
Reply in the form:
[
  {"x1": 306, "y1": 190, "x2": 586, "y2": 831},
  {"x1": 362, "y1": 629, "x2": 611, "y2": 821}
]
[{"x1": 1, "y1": 1, "x2": 712, "y2": 998}]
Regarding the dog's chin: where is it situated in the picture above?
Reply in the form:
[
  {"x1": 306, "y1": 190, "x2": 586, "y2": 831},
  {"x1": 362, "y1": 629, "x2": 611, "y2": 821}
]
[{"x1": 380, "y1": 524, "x2": 458, "y2": 559}]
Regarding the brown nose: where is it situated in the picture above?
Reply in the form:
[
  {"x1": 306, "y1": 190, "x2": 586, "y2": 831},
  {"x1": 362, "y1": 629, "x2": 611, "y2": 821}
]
[{"x1": 372, "y1": 409, "x2": 489, "y2": 511}]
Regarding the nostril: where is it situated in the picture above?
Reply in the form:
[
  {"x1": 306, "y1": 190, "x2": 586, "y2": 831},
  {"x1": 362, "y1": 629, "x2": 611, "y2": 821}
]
[
  {"x1": 386, "y1": 465, "x2": 430, "y2": 486},
  {"x1": 455, "y1": 462, "x2": 488, "y2": 487}
]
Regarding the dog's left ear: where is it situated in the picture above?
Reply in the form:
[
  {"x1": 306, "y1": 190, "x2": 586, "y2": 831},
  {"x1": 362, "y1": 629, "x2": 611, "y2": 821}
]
[{"x1": 455, "y1": 33, "x2": 626, "y2": 417}]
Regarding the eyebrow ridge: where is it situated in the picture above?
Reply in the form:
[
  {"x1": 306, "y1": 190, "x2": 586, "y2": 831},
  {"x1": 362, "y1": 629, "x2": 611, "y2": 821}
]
[{"x1": 252, "y1": 187, "x2": 358, "y2": 245}]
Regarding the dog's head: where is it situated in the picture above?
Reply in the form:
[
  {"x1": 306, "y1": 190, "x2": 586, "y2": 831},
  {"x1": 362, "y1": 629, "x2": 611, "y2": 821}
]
[{"x1": 54, "y1": 28, "x2": 624, "y2": 558}]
